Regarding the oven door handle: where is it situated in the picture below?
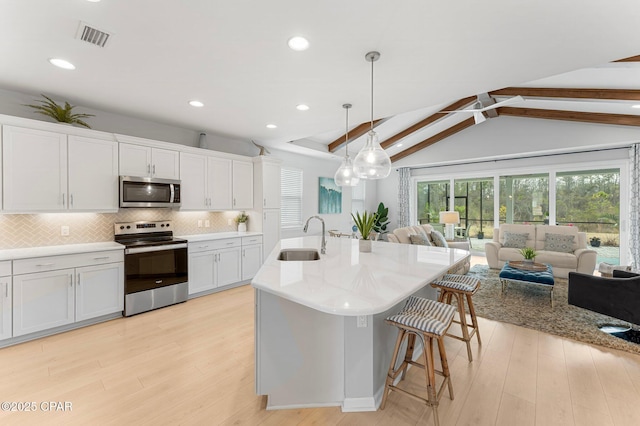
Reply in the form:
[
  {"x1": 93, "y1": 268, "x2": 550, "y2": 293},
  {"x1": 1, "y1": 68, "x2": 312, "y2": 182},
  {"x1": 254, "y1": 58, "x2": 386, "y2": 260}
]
[{"x1": 125, "y1": 243, "x2": 188, "y2": 255}]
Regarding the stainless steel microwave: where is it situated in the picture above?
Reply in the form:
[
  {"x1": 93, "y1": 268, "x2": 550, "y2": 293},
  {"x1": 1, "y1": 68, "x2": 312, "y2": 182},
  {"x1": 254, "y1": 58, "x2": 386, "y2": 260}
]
[{"x1": 120, "y1": 176, "x2": 181, "y2": 208}]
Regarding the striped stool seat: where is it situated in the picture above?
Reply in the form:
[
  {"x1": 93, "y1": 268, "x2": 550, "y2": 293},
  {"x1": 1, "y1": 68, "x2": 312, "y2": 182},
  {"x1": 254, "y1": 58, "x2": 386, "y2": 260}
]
[
  {"x1": 381, "y1": 297, "x2": 455, "y2": 426},
  {"x1": 431, "y1": 274, "x2": 482, "y2": 362}
]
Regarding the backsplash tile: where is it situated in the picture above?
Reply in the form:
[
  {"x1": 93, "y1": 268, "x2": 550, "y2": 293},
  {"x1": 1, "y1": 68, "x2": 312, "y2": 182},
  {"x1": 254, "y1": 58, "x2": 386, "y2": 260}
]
[{"x1": 0, "y1": 210, "x2": 243, "y2": 249}]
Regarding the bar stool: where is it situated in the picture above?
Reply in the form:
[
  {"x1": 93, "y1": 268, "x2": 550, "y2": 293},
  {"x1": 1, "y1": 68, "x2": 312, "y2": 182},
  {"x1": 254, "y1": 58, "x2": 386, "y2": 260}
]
[
  {"x1": 381, "y1": 296, "x2": 456, "y2": 426},
  {"x1": 431, "y1": 274, "x2": 481, "y2": 361}
]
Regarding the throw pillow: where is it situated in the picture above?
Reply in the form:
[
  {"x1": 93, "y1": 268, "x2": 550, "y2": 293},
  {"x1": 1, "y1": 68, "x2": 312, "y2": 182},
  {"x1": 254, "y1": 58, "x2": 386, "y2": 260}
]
[
  {"x1": 502, "y1": 232, "x2": 529, "y2": 248},
  {"x1": 430, "y1": 230, "x2": 449, "y2": 248},
  {"x1": 410, "y1": 234, "x2": 432, "y2": 246},
  {"x1": 544, "y1": 233, "x2": 575, "y2": 253}
]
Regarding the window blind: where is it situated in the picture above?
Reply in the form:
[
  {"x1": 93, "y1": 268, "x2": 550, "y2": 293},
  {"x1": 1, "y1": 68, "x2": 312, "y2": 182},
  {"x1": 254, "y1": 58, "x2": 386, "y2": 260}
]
[
  {"x1": 281, "y1": 167, "x2": 303, "y2": 226},
  {"x1": 351, "y1": 181, "x2": 366, "y2": 214}
]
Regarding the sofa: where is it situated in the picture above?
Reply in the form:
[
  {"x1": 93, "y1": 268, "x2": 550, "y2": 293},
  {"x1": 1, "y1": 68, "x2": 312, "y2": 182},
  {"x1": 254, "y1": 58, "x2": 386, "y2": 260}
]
[
  {"x1": 485, "y1": 224, "x2": 597, "y2": 278},
  {"x1": 387, "y1": 224, "x2": 471, "y2": 274}
]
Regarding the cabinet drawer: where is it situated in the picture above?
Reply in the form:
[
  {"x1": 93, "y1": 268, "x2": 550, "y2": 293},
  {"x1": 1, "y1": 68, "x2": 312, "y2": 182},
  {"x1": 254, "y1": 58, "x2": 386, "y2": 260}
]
[
  {"x1": 0, "y1": 261, "x2": 11, "y2": 277},
  {"x1": 242, "y1": 235, "x2": 263, "y2": 246},
  {"x1": 189, "y1": 238, "x2": 241, "y2": 253},
  {"x1": 13, "y1": 250, "x2": 124, "y2": 275}
]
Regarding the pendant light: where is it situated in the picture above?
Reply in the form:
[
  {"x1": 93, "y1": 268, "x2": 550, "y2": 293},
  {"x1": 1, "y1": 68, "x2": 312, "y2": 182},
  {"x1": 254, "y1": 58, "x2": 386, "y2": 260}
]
[
  {"x1": 353, "y1": 51, "x2": 391, "y2": 179},
  {"x1": 334, "y1": 103, "x2": 360, "y2": 187}
]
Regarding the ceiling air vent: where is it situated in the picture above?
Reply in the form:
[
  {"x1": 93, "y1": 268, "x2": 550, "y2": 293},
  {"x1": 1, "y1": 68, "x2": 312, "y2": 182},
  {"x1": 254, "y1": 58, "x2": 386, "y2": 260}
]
[{"x1": 76, "y1": 21, "x2": 113, "y2": 48}]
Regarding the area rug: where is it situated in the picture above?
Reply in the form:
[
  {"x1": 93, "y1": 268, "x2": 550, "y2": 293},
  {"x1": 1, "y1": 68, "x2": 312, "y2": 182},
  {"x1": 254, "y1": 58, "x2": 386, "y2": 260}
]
[{"x1": 466, "y1": 265, "x2": 640, "y2": 355}]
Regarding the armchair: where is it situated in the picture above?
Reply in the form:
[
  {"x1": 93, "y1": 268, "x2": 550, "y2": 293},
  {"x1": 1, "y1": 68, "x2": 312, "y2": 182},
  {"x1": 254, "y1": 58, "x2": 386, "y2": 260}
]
[{"x1": 568, "y1": 270, "x2": 640, "y2": 343}]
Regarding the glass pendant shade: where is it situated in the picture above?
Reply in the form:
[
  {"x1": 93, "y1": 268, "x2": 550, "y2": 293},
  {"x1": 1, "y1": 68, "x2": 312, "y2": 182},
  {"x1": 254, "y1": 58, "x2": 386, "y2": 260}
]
[
  {"x1": 334, "y1": 154, "x2": 359, "y2": 186},
  {"x1": 353, "y1": 130, "x2": 391, "y2": 179}
]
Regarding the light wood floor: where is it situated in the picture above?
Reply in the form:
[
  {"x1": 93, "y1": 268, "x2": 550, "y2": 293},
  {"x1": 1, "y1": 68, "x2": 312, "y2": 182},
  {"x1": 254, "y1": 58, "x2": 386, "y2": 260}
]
[{"x1": 1, "y1": 258, "x2": 640, "y2": 425}]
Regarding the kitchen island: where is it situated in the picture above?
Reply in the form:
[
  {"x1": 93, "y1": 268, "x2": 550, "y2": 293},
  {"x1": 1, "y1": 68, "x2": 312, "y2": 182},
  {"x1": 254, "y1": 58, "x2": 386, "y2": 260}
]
[{"x1": 252, "y1": 236, "x2": 470, "y2": 412}]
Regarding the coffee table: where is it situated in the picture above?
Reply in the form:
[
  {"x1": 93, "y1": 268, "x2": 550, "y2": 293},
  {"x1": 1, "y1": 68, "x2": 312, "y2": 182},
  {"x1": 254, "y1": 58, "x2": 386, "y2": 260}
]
[{"x1": 499, "y1": 261, "x2": 555, "y2": 307}]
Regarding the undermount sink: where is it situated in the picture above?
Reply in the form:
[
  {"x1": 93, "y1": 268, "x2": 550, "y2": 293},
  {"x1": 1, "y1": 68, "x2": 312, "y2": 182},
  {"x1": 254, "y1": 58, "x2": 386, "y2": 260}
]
[{"x1": 277, "y1": 248, "x2": 321, "y2": 261}]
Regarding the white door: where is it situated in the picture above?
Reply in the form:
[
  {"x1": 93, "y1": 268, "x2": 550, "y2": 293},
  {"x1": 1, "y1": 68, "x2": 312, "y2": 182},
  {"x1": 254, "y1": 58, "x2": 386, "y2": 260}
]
[
  {"x1": 13, "y1": 269, "x2": 75, "y2": 337},
  {"x1": 208, "y1": 157, "x2": 233, "y2": 210},
  {"x1": 119, "y1": 143, "x2": 151, "y2": 177},
  {"x1": 216, "y1": 247, "x2": 242, "y2": 287},
  {"x1": 75, "y1": 263, "x2": 124, "y2": 322},
  {"x1": 0, "y1": 277, "x2": 11, "y2": 341},
  {"x1": 188, "y1": 251, "x2": 216, "y2": 294},
  {"x1": 179, "y1": 153, "x2": 208, "y2": 210},
  {"x1": 242, "y1": 244, "x2": 263, "y2": 281},
  {"x1": 2, "y1": 126, "x2": 67, "y2": 212},
  {"x1": 262, "y1": 209, "x2": 281, "y2": 261},
  {"x1": 68, "y1": 136, "x2": 119, "y2": 211},
  {"x1": 233, "y1": 160, "x2": 254, "y2": 209},
  {"x1": 263, "y1": 161, "x2": 281, "y2": 209},
  {"x1": 151, "y1": 148, "x2": 180, "y2": 179}
]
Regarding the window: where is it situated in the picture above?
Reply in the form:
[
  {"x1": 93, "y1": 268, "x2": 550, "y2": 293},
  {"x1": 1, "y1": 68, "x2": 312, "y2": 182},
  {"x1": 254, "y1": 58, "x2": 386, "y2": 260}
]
[
  {"x1": 351, "y1": 181, "x2": 366, "y2": 214},
  {"x1": 281, "y1": 167, "x2": 303, "y2": 227}
]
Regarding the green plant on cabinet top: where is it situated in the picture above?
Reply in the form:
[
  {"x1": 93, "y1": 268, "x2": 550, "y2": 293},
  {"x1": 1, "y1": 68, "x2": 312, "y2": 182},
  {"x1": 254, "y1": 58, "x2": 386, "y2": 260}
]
[{"x1": 26, "y1": 94, "x2": 95, "y2": 128}]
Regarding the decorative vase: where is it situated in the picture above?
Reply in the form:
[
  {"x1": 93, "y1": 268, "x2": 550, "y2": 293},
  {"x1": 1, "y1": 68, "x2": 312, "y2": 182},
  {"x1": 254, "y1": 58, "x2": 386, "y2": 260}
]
[
  {"x1": 523, "y1": 259, "x2": 534, "y2": 265},
  {"x1": 238, "y1": 222, "x2": 247, "y2": 233},
  {"x1": 359, "y1": 239, "x2": 371, "y2": 253}
]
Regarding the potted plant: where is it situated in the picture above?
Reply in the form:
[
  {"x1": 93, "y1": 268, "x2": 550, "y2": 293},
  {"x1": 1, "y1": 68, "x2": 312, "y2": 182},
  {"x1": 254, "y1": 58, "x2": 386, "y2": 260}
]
[
  {"x1": 590, "y1": 236, "x2": 601, "y2": 247},
  {"x1": 372, "y1": 202, "x2": 390, "y2": 240},
  {"x1": 235, "y1": 211, "x2": 249, "y2": 232},
  {"x1": 351, "y1": 211, "x2": 376, "y2": 252},
  {"x1": 519, "y1": 247, "x2": 537, "y2": 264},
  {"x1": 26, "y1": 94, "x2": 95, "y2": 128}
]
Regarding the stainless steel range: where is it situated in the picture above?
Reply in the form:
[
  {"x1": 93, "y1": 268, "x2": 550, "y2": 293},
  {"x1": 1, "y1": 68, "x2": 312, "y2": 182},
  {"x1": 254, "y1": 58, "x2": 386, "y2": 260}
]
[{"x1": 115, "y1": 220, "x2": 188, "y2": 316}]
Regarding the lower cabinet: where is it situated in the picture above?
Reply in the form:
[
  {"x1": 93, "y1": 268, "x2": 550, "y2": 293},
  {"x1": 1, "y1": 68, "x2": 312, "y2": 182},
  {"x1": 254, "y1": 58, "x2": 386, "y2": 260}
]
[
  {"x1": 0, "y1": 261, "x2": 13, "y2": 341},
  {"x1": 12, "y1": 250, "x2": 124, "y2": 338},
  {"x1": 242, "y1": 236, "x2": 263, "y2": 281}
]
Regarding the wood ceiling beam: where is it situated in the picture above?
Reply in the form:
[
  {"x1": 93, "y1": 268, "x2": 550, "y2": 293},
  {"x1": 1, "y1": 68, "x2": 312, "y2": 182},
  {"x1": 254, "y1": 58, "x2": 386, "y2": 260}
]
[
  {"x1": 390, "y1": 117, "x2": 475, "y2": 163},
  {"x1": 379, "y1": 96, "x2": 477, "y2": 149},
  {"x1": 497, "y1": 107, "x2": 640, "y2": 126},
  {"x1": 490, "y1": 87, "x2": 640, "y2": 101},
  {"x1": 328, "y1": 119, "x2": 385, "y2": 152},
  {"x1": 614, "y1": 55, "x2": 640, "y2": 62}
]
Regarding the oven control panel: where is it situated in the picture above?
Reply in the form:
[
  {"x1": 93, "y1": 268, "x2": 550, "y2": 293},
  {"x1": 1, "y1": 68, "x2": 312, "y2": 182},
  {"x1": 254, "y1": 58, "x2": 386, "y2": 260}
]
[{"x1": 114, "y1": 220, "x2": 172, "y2": 235}]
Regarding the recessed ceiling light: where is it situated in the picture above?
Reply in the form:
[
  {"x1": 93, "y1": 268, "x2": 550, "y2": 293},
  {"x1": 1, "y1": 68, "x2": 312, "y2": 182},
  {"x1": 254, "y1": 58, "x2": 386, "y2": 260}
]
[
  {"x1": 266, "y1": 124, "x2": 277, "y2": 129},
  {"x1": 287, "y1": 36, "x2": 309, "y2": 51},
  {"x1": 86, "y1": 0, "x2": 101, "y2": 2},
  {"x1": 189, "y1": 100, "x2": 204, "y2": 107},
  {"x1": 296, "y1": 104, "x2": 309, "y2": 111},
  {"x1": 48, "y1": 58, "x2": 75, "y2": 70},
  {"x1": 632, "y1": 104, "x2": 640, "y2": 109}
]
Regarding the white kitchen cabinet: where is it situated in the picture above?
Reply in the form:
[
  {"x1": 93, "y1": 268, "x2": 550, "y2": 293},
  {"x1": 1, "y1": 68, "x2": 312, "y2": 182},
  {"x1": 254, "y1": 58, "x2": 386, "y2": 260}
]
[
  {"x1": 188, "y1": 238, "x2": 242, "y2": 295},
  {"x1": 119, "y1": 143, "x2": 179, "y2": 179},
  {"x1": 253, "y1": 157, "x2": 282, "y2": 260},
  {"x1": 232, "y1": 160, "x2": 254, "y2": 210},
  {"x1": 261, "y1": 160, "x2": 282, "y2": 209},
  {"x1": 12, "y1": 250, "x2": 124, "y2": 337},
  {"x1": 188, "y1": 250, "x2": 217, "y2": 294},
  {"x1": 75, "y1": 262, "x2": 124, "y2": 322},
  {"x1": 179, "y1": 152, "x2": 208, "y2": 210},
  {"x1": 241, "y1": 236, "x2": 263, "y2": 281},
  {"x1": 12, "y1": 269, "x2": 75, "y2": 337},
  {"x1": 68, "y1": 135, "x2": 119, "y2": 211},
  {"x1": 208, "y1": 157, "x2": 232, "y2": 210},
  {"x1": 2, "y1": 126, "x2": 67, "y2": 211},
  {"x1": 217, "y1": 247, "x2": 242, "y2": 287},
  {"x1": 0, "y1": 261, "x2": 12, "y2": 341}
]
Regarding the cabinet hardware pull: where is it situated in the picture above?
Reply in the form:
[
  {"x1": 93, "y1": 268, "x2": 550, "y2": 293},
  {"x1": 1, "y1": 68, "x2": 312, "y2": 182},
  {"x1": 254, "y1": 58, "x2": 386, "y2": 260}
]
[
  {"x1": 233, "y1": 198, "x2": 236, "y2": 206},
  {"x1": 264, "y1": 198, "x2": 266, "y2": 207},
  {"x1": 4, "y1": 283, "x2": 7, "y2": 298},
  {"x1": 242, "y1": 249, "x2": 245, "y2": 257},
  {"x1": 69, "y1": 274, "x2": 73, "y2": 287},
  {"x1": 70, "y1": 194, "x2": 74, "y2": 207},
  {"x1": 226, "y1": 242, "x2": 234, "y2": 245},
  {"x1": 147, "y1": 164, "x2": 151, "y2": 174},
  {"x1": 153, "y1": 164, "x2": 156, "y2": 175},
  {"x1": 199, "y1": 245, "x2": 209, "y2": 249},
  {"x1": 36, "y1": 263, "x2": 55, "y2": 267},
  {"x1": 62, "y1": 193, "x2": 65, "y2": 207},
  {"x1": 93, "y1": 256, "x2": 110, "y2": 260},
  {"x1": 77, "y1": 273, "x2": 80, "y2": 286}
]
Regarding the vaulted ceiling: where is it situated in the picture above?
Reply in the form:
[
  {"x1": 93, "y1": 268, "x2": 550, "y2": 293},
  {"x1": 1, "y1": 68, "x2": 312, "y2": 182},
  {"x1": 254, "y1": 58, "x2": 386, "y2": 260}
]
[{"x1": 2, "y1": 1, "x2": 640, "y2": 163}]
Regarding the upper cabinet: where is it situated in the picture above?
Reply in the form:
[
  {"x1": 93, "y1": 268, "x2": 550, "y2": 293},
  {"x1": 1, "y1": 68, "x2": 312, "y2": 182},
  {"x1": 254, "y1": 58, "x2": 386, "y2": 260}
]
[
  {"x1": 119, "y1": 143, "x2": 179, "y2": 180},
  {"x1": 2, "y1": 126, "x2": 118, "y2": 212},
  {"x1": 232, "y1": 160, "x2": 253, "y2": 210},
  {"x1": 254, "y1": 157, "x2": 281, "y2": 209}
]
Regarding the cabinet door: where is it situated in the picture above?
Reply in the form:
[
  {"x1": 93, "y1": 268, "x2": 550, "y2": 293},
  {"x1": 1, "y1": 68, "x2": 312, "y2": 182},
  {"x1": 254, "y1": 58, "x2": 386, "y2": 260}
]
[
  {"x1": 233, "y1": 160, "x2": 254, "y2": 210},
  {"x1": 68, "y1": 136, "x2": 119, "y2": 211},
  {"x1": 208, "y1": 157, "x2": 233, "y2": 210},
  {"x1": 179, "y1": 153, "x2": 208, "y2": 210},
  {"x1": 242, "y1": 244, "x2": 263, "y2": 281},
  {"x1": 262, "y1": 209, "x2": 281, "y2": 261},
  {"x1": 76, "y1": 263, "x2": 124, "y2": 322},
  {"x1": 151, "y1": 148, "x2": 180, "y2": 179},
  {"x1": 262, "y1": 161, "x2": 281, "y2": 209},
  {"x1": 2, "y1": 126, "x2": 67, "y2": 212},
  {"x1": 13, "y1": 269, "x2": 75, "y2": 337},
  {"x1": 119, "y1": 143, "x2": 151, "y2": 177},
  {"x1": 216, "y1": 247, "x2": 242, "y2": 287},
  {"x1": 0, "y1": 277, "x2": 11, "y2": 341},
  {"x1": 188, "y1": 251, "x2": 216, "y2": 294}
]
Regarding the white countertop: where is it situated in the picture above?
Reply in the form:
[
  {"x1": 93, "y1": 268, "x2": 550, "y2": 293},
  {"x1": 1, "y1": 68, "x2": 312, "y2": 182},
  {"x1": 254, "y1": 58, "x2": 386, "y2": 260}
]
[
  {"x1": 0, "y1": 242, "x2": 124, "y2": 261},
  {"x1": 251, "y1": 236, "x2": 470, "y2": 316},
  {"x1": 179, "y1": 231, "x2": 262, "y2": 242}
]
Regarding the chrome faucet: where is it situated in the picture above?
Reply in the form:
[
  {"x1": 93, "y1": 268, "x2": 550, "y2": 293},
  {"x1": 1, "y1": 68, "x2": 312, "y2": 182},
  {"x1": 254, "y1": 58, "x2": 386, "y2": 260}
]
[{"x1": 303, "y1": 216, "x2": 326, "y2": 254}]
